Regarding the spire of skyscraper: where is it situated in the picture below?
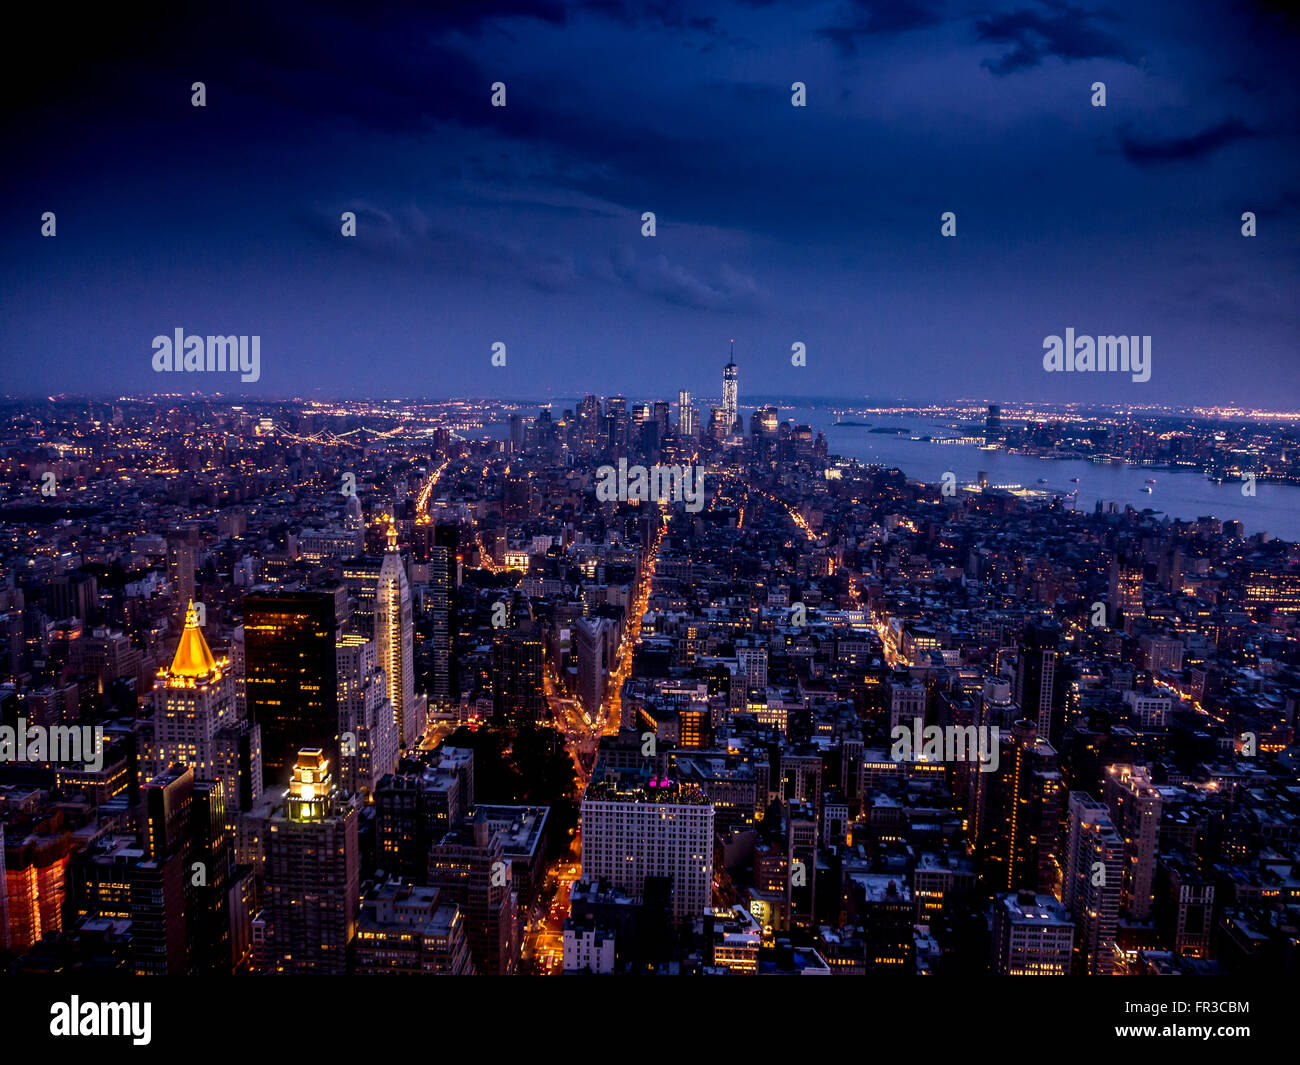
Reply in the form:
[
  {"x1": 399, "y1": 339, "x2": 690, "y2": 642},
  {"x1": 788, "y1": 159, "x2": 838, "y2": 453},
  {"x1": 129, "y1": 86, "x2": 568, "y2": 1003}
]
[{"x1": 723, "y1": 341, "x2": 739, "y2": 433}]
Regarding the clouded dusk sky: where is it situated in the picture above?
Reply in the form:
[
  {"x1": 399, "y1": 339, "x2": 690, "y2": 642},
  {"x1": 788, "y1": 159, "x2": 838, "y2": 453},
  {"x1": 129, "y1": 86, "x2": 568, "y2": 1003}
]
[{"x1": 3, "y1": 1, "x2": 1298, "y2": 406}]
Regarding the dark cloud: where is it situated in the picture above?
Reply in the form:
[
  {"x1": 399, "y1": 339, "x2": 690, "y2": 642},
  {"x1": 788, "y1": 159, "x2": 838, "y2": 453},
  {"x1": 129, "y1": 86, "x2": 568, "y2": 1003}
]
[
  {"x1": 1119, "y1": 119, "x2": 1258, "y2": 167},
  {"x1": 818, "y1": 0, "x2": 945, "y2": 55},
  {"x1": 3, "y1": 0, "x2": 1299, "y2": 404},
  {"x1": 296, "y1": 202, "x2": 763, "y2": 310},
  {"x1": 975, "y1": 3, "x2": 1134, "y2": 74}
]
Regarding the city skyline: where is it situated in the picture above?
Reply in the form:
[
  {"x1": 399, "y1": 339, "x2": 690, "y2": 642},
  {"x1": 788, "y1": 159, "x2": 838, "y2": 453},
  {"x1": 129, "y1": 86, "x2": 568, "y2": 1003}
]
[{"x1": 1, "y1": 0, "x2": 1297, "y2": 1017}]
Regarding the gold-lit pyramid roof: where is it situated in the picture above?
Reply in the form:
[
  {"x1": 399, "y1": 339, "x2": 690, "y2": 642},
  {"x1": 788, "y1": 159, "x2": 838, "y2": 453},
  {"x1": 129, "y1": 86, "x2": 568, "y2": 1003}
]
[{"x1": 169, "y1": 600, "x2": 217, "y2": 677}]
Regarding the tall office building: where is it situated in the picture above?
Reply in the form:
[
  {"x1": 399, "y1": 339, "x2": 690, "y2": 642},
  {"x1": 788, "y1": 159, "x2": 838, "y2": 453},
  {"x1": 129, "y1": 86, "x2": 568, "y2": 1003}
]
[
  {"x1": 985, "y1": 404, "x2": 1002, "y2": 437},
  {"x1": 575, "y1": 617, "x2": 609, "y2": 719},
  {"x1": 787, "y1": 800, "x2": 818, "y2": 929},
  {"x1": 264, "y1": 750, "x2": 360, "y2": 974},
  {"x1": 722, "y1": 342, "x2": 739, "y2": 433},
  {"x1": 377, "y1": 522, "x2": 425, "y2": 749},
  {"x1": 149, "y1": 600, "x2": 234, "y2": 782},
  {"x1": 151, "y1": 602, "x2": 263, "y2": 821},
  {"x1": 136, "y1": 765, "x2": 234, "y2": 974},
  {"x1": 1015, "y1": 619, "x2": 1063, "y2": 743},
  {"x1": 1061, "y1": 792, "x2": 1124, "y2": 975},
  {"x1": 677, "y1": 390, "x2": 694, "y2": 438},
  {"x1": 1102, "y1": 764, "x2": 1162, "y2": 920},
  {"x1": 1109, "y1": 553, "x2": 1145, "y2": 623},
  {"x1": 341, "y1": 556, "x2": 384, "y2": 637},
  {"x1": 968, "y1": 676, "x2": 1015, "y2": 846},
  {"x1": 427, "y1": 523, "x2": 461, "y2": 707},
  {"x1": 243, "y1": 587, "x2": 347, "y2": 785},
  {"x1": 978, "y1": 719, "x2": 1062, "y2": 894},
  {"x1": 581, "y1": 772, "x2": 714, "y2": 920},
  {"x1": 490, "y1": 627, "x2": 545, "y2": 725},
  {"x1": 336, "y1": 634, "x2": 399, "y2": 801},
  {"x1": 428, "y1": 812, "x2": 517, "y2": 975}
]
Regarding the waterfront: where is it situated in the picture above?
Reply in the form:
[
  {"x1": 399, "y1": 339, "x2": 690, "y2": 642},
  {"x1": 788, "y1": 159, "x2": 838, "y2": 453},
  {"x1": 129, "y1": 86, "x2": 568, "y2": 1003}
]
[
  {"x1": 799, "y1": 410, "x2": 1300, "y2": 542},
  {"x1": 480, "y1": 404, "x2": 1300, "y2": 541}
]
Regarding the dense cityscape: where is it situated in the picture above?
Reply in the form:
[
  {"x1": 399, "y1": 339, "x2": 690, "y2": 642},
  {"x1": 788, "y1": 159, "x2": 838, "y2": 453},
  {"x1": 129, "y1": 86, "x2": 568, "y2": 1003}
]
[
  {"x1": 3, "y1": 0, "x2": 1297, "y2": 1044},
  {"x1": 1, "y1": 354, "x2": 1297, "y2": 979}
]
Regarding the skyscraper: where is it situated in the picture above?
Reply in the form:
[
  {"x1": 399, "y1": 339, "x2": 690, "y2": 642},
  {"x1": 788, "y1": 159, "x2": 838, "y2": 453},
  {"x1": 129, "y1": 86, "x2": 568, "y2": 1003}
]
[
  {"x1": 168, "y1": 539, "x2": 196, "y2": 609},
  {"x1": 490, "y1": 626, "x2": 545, "y2": 725},
  {"x1": 149, "y1": 600, "x2": 236, "y2": 784},
  {"x1": 243, "y1": 587, "x2": 347, "y2": 785},
  {"x1": 335, "y1": 633, "x2": 399, "y2": 801},
  {"x1": 978, "y1": 719, "x2": 1062, "y2": 894},
  {"x1": 136, "y1": 764, "x2": 234, "y2": 974},
  {"x1": 722, "y1": 342, "x2": 739, "y2": 433},
  {"x1": 1015, "y1": 618, "x2": 1063, "y2": 744},
  {"x1": 376, "y1": 522, "x2": 425, "y2": 749},
  {"x1": 985, "y1": 404, "x2": 1002, "y2": 437},
  {"x1": 1061, "y1": 792, "x2": 1124, "y2": 975},
  {"x1": 1102, "y1": 764, "x2": 1162, "y2": 920},
  {"x1": 575, "y1": 617, "x2": 608, "y2": 719},
  {"x1": 677, "y1": 389, "x2": 694, "y2": 438},
  {"x1": 264, "y1": 749, "x2": 359, "y2": 974},
  {"x1": 430, "y1": 523, "x2": 461, "y2": 705},
  {"x1": 428, "y1": 812, "x2": 517, "y2": 975},
  {"x1": 1109, "y1": 553, "x2": 1145, "y2": 623}
]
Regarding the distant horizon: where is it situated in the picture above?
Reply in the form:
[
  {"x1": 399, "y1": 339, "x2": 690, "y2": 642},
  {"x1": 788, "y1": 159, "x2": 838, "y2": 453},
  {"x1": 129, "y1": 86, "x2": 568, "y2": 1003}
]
[{"x1": 5, "y1": 392, "x2": 1299, "y2": 419}]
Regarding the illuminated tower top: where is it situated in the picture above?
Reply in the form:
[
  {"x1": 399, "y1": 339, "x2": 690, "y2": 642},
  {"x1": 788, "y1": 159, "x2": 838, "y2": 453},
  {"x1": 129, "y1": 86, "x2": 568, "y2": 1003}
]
[
  {"x1": 722, "y1": 341, "x2": 739, "y2": 431},
  {"x1": 285, "y1": 748, "x2": 332, "y2": 822},
  {"x1": 168, "y1": 599, "x2": 219, "y2": 679}
]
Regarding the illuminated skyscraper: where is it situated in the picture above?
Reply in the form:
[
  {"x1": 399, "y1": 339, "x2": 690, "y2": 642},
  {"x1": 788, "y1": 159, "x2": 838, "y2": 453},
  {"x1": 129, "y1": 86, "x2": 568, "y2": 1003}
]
[
  {"x1": 336, "y1": 634, "x2": 399, "y2": 801},
  {"x1": 678, "y1": 389, "x2": 694, "y2": 438},
  {"x1": 1062, "y1": 792, "x2": 1124, "y2": 975},
  {"x1": 490, "y1": 626, "x2": 545, "y2": 725},
  {"x1": 575, "y1": 617, "x2": 609, "y2": 719},
  {"x1": 1102, "y1": 764, "x2": 1162, "y2": 920},
  {"x1": 149, "y1": 601, "x2": 232, "y2": 776},
  {"x1": 376, "y1": 521, "x2": 425, "y2": 749},
  {"x1": 978, "y1": 719, "x2": 1062, "y2": 894},
  {"x1": 722, "y1": 342, "x2": 739, "y2": 433},
  {"x1": 429, "y1": 523, "x2": 461, "y2": 705},
  {"x1": 264, "y1": 749, "x2": 359, "y2": 974}
]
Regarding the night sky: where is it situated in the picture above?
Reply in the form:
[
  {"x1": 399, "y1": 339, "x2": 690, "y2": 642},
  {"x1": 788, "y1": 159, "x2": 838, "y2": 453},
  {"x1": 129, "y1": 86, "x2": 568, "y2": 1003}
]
[{"x1": 3, "y1": 1, "x2": 1298, "y2": 406}]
